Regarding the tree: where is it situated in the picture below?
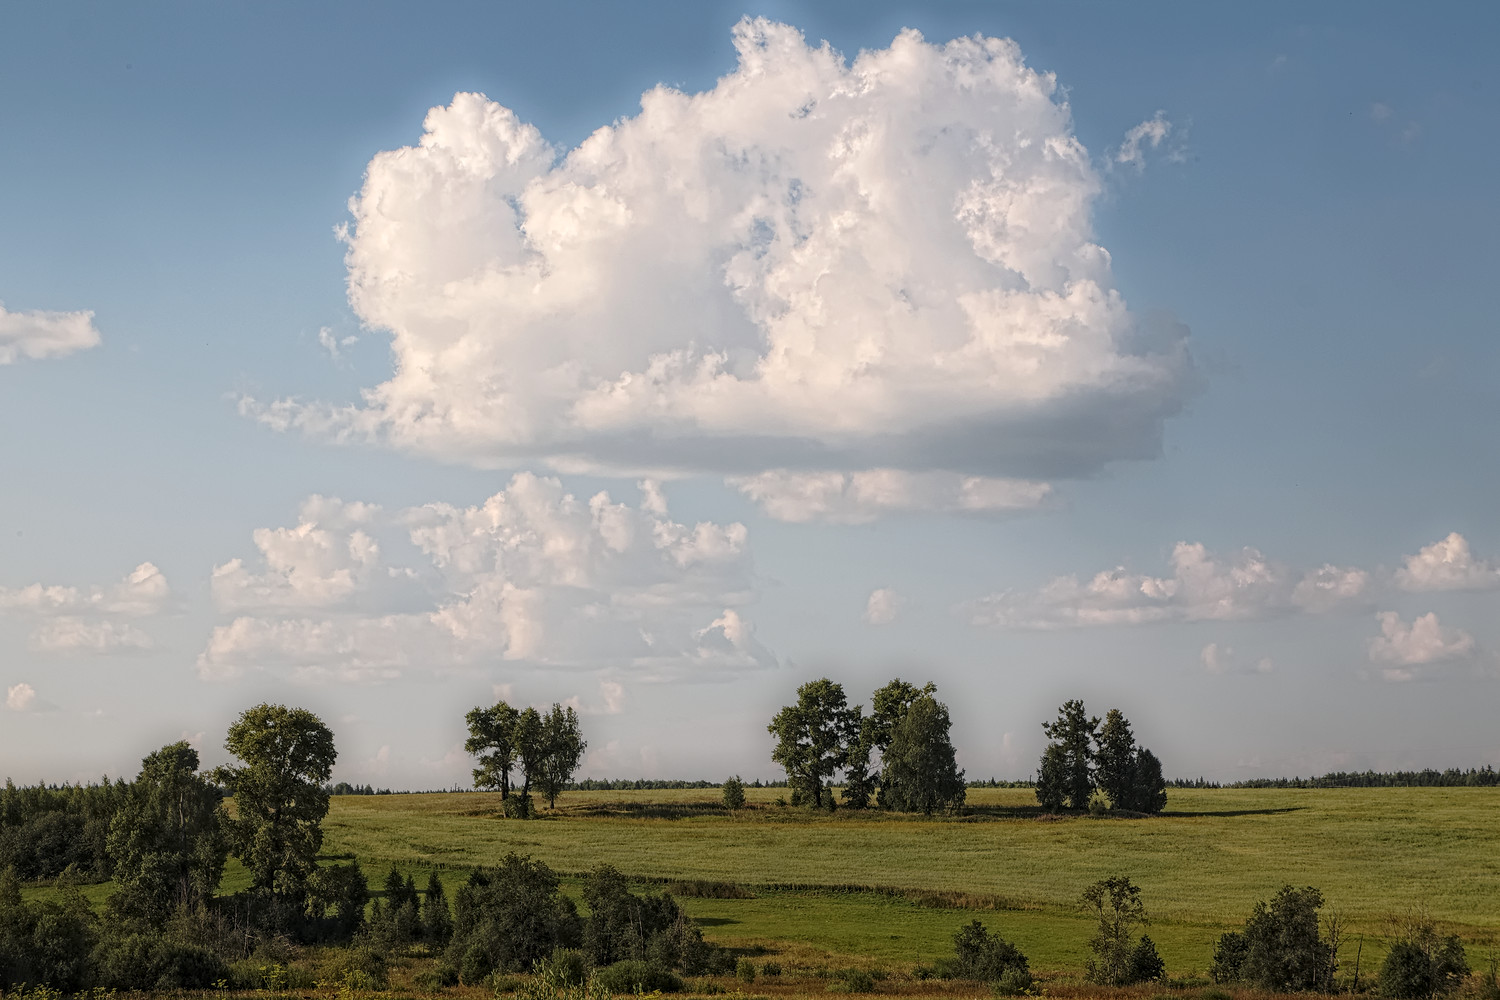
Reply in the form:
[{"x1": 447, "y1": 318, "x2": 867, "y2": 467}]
[
  {"x1": 216, "y1": 703, "x2": 337, "y2": 913},
  {"x1": 465, "y1": 700, "x2": 521, "y2": 800},
  {"x1": 423, "y1": 870, "x2": 452, "y2": 945},
  {"x1": 767, "y1": 679, "x2": 859, "y2": 808},
  {"x1": 951, "y1": 919, "x2": 1031, "y2": 986},
  {"x1": 1095, "y1": 710, "x2": 1168, "y2": 814},
  {"x1": 721, "y1": 776, "x2": 746, "y2": 810},
  {"x1": 880, "y1": 693, "x2": 966, "y2": 814},
  {"x1": 445, "y1": 853, "x2": 581, "y2": 982},
  {"x1": 105, "y1": 741, "x2": 227, "y2": 926},
  {"x1": 1379, "y1": 919, "x2": 1469, "y2": 999},
  {"x1": 1036, "y1": 700, "x2": 1098, "y2": 810},
  {"x1": 537, "y1": 703, "x2": 586, "y2": 810},
  {"x1": 1236, "y1": 885, "x2": 1336, "y2": 992},
  {"x1": 840, "y1": 720, "x2": 876, "y2": 809},
  {"x1": 1081, "y1": 876, "x2": 1155, "y2": 985},
  {"x1": 1095, "y1": 710, "x2": 1138, "y2": 810},
  {"x1": 511, "y1": 707, "x2": 545, "y2": 818}
]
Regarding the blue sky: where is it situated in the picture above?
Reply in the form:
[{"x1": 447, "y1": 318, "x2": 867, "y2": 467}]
[{"x1": 3, "y1": 2, "x2": 1498, "y2": 788}]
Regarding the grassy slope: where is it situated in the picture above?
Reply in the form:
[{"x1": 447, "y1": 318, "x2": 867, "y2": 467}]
[{"x1": 316, "y1": 786, "x2": 1500, "y2": 974}]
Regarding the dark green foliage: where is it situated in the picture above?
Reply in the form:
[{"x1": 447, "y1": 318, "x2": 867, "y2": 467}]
[
  {"x1": 307, "y1": 858, "x2": 369, "y2": 939},
  {"x1": 89, "y1": 932, "x2": 229, "y2": 990},
  {"x1": 761, "y1": 961, "x2": 782, "y2": 976},
  {"x1": 105, "y1": 741, "x2": 227, "y2": 926},
  {"x1": 0, "y1": 867, "x2": 98, "y2": 991},
  {"x1": 1378, "y1": 925, "x2": 1469, "y2": 999},
  {"x1": 593, "y1": 958, "x2": 685, "y2": 994},
  {"x1": 0, "y1": 777, "x2": 128, "y2": 882},
  {"x1": 370, "y1": 863, "x2": 421, "y2": 947},
  {"x1": 737, "y1": 956, "x2": 757, "y2": 981},
  {"x1": 1209, "y1": 931, "x2": 1249, "y2": 984},
  {"x1": 1129, "y1": 934, "x2": 1166, "y2": 983},
  {"x1": 768, "y1": 678, "x2": 860, "y2": 808},
  {"x1": 1036, "y1": 700, "x2": 1098, "y2": 811},
  {"x1": 1221, "y1": 885, "x2": 1335, "y2": 992},
  {"x1": 1082, "y1": 875, "x2": 1154, "y2": 985},
  {"x1": 840, "y1": 737, "x2": 876, "y2": 810},
  {"x1": 446, "y1": 853, "x2": 581, "y2": 982},
  {"x1": 829, "y1": 967, "x2": 877, "y2": 992},
  {"x1": 537, "y1": 946, "x2": 589, "y2": 986},
  {"x1": 880, "y1": 693, "x2": 966, "y2": 815},
  {"x1": 722, "y1": 776, "x2": 746, "y2": 810},
  {"x1": 994, "y1": 965, "x2": 1035, "y2": 996},
  {"x1": 581, "y1": 864, "x2": 712, "y2": 973},
  {"x1": 423, "y1": 869, "x2": 452, "y2": 944},
  {"x1": 465, "y1": 700, "x2": 521, "y2": 799},
  {"x1": 216, "y1": 703, "x2": 337, "y2": 914},
  {"x1": 950, "y1": 919, "x2": 1031, "y2": 983},
  {"x1": 1131, "y1": 749, "x2": 1169, "y2": 814}
]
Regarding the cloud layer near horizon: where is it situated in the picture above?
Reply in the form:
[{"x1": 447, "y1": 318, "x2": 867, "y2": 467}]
[
  {"x1": 252, "y1": 19, "x2": 1192, "y2": 493},
  {"x1": 198, "y1": 475, "x2": 773, "y2": 683}
]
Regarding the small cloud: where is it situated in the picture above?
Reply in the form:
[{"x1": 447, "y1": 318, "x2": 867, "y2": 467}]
[
  {"x1": 863, "y1": 588, "x2": 905, "y2": 626},
  {"x1": 318, "y1": 326, "x2": 359, "y2": 360},
  {"x1": 1396, "y1": 533, "x2": 1500, "y2": 592},
  {"x1": 1200, "y1": 642, "x2": 1274, "y2": 676},
  {"x1": 0, "y1": 302, "x2": 101, "y2": 364},
  {"x1": 6, "y1": 682, "x2": 36, "y2": 712},
  {"x1": 1267, "y1": 54, "x2": 1288, "y2": 74},
  {"x1": 1370, "y1": 102, "x2": 1393, "y2": 123},
  {"x1": 1367, "y1": 611, "x2": 1476, "y2": 672},
  {"x1": 1112, "y1": 111, "x2": 1183, "y2": 171}
]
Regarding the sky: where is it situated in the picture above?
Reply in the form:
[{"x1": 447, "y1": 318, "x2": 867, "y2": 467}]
[{"x1": 3, "y1": 1, "x2": 1498, "y2": 789}]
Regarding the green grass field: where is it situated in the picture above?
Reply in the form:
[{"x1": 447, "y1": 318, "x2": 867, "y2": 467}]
[{"x1": 309, "y1": 786, "x2": 1500, "y2": 976}]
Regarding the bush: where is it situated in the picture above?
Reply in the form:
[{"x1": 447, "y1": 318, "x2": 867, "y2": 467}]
[
  {"x1": 538, "y1": 947, "x2": 590, "y2": 987},
  {"x1": 1239, "y1": 886, "x2": 1335, "y2": 992},
  {"x1": 737, "y1": 957, "x2": 757, "y2": 982},
  {"x1": 1209, "y1": 931, "x2": 1248, "y2": 984},
  {"x1": 761, "y1": 960, "x2": 782, "y2": 977},
  {"x1": 951, "y1": 919, "x2": 1030, "y2": 983},
  {"x1": 722, "y1": 777, "x2": 746, "y2": 811},
  {"x1": 993, "y1": 966, "x2": 1034, "y2": 996},
  {"x1": 446, "y1": 854, "x2": 581, "y2": 981},
  {"x1": 414, "y1": 962, "x2": 461, "y2": 990},
  {"x1": 1378, "y1": 929, "x2": 1468, "y2": 999},
  {"x1": 317, "y1": 944, "x2": 389, "y2": 990},
  {"x1": 592, "y1": 959, "x2": 684, "y2": 993},
  {"x1": 90, "y1": 932, "x2": 229, "y2": 990},
  {"x1": 1129, "y1": 935, "x2": 1166, "y2": 984},
  {"x1": 828, "y1": 968, "x2": 876, "y2": 993}
]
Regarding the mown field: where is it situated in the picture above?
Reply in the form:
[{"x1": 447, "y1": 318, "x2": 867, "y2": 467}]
[{"x1": 304, "y1": 786, "x2": 1500, "y2": 977}]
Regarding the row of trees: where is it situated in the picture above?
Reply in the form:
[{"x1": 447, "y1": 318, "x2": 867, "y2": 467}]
[
  {"x1": 464, "y1": 701, "x2": 587, "y2": 817},
  {"x1": 767, "y1": 678, "x2": 966, "y2": 814},
  {"x1": 1035, "y1": 700, "x2": 1167, "y2": 814}
]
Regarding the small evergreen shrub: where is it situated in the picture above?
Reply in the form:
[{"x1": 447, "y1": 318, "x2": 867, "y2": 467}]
[
  {"x1": 592, "y1": 959, "x2": 684, "y2": 994},
  {"x1": 722, "y1": 777, "x2": 746, "y2": 811}
]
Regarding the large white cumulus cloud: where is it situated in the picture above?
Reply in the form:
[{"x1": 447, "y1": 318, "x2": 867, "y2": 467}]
[
  {"x1": 255, "y1": 20, "x2": 1191, "y2": 486},
  {"x1": 0, "y1": 302, "x2": 101, "y2": 365}
]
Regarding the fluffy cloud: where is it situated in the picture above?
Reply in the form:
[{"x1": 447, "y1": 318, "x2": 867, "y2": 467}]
[
  {"x1": 198, "y1": 473, "x2": 772, "y2": 682},
  {"x1": 0, "y1": 302, "x2": 101, "y2": 364},
  {"x1": 5, "y1": 683, "x2": 36, "y2": 712},
  {"x1": 1367, "y1": 612, "x2": 1476, "y2": 678},
  {"x1": 250, "y1": 20, "x2": 1192, "y2": 498},
  {"x1": 0, "y1": 562, "x2": 169, "y2": 617},
  {"x1": 29, "y1": 618, "x2": 154, "y2": 653},
  {"x1": 730, "y1": 469, "x2": 1051, "y2": 523},
  {"x1": 864, "y1": 588, "x2": 904, "y2": 625},
  {"x1": 1395, "y1": 533, "x2": 1500, "y2": 592},
  {"x1": 1200, "y1": 642, "x2": 1274, "y2": 676},
  {"x1": 968, "y1": 542, "x2": 1368, "y2": 629},
  {"x1": 212, "y1": 497, "x2": 384, "y2": 610}
]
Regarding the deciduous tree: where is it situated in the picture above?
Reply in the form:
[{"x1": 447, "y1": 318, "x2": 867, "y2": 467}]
[
  {"x1": 216, "y1": 703, "x2": 337, "y2": 912},
  {"x1": 879, "y1": 693, "x2": 965, "y2": 814},
  {"x1": 464, "y1": 701, "x2": 520, "y2": 800},
  {"x1": 767, "y1": 678, "x2": 859, "y2": 808}
]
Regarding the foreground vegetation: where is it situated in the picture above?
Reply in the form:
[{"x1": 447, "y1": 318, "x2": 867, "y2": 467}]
[{"x1": 5, "y1": 698, "x2": 1499, "y2": 998}]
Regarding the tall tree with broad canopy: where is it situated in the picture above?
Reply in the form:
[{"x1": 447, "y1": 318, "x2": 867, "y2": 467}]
[
  {"x1": 768, "y1": 678, "x2": 860, "y2": 808},
  {"x1": 464, "y1": 700, "x2": 520, "y2": 800},
  {"x1": 216, "y1": 703, "x2": 336, "y2": 910},
  {"x1": 880, "y1": 692, "x2": 966, "y2": 814},
  {"x1": 106, "y1": 741, "x2": 227, "y2": 926},
  {"x1": 1035, "y1": 699, "x2": 1098, "y2": 811},
  {"x1": 537, "y1": 703, "x2": 587, "y2": 810}
]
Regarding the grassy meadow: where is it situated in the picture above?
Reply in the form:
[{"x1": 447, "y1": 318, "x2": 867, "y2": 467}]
[{"x1": 305, "y1": 785, "x2": 1500, "y2": 976}]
